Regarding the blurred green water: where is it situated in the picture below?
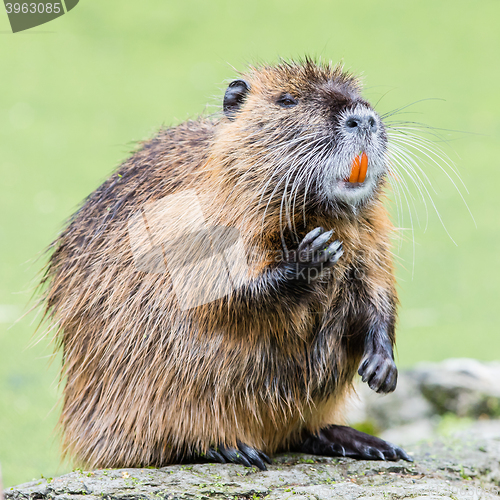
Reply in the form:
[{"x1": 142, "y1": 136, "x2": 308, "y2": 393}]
[{"x1": 0, "y1": 0, "x2": 499, "y2": 488}]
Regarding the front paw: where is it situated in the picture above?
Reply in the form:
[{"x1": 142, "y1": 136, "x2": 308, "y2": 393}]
[
  {"x1": 358, "y1": 351, "x2": 398, "y2": 394},
  {"x1": 282, "y1": 227, "x2": 343, "y2": 282}
]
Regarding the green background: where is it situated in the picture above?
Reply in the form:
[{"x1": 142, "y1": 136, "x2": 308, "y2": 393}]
[{"x1": 1, "y1": 0, "x2": 499, "y2": 488}]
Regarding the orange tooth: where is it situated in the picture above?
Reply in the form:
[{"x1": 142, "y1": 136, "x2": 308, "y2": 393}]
[
  {"x1": 359, "y1": 152, "x2": 368, "y2": 183},
  {"x1": 349, "y1": 155, "x2": 361, "y2": 183}
]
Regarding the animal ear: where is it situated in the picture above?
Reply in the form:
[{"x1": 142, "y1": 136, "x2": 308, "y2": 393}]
[{"x1": 223, "y1": 79, "x2": 251, "y2": 118}]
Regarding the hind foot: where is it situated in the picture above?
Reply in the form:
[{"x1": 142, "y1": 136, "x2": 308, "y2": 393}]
[
  {"x1": 296, "y1": 425, "x2": 412, "y2": 462},
  {"x1": 204, "y1": 442, "x2": 271, "y2": 471}
]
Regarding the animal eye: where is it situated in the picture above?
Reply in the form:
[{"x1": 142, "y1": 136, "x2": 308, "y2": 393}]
[{"x1": 277, "y1": 93, "x2": 298, "y2": 108}]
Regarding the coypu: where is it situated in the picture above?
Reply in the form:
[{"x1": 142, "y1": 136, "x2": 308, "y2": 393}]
[{"x1": 41, "y1": 58, "x2": 412, "y2": 470}]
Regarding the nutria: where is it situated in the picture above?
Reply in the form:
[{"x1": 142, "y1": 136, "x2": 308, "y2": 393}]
[{"x1": 40, "y1": 58, "x2": 412, "y2": 470}]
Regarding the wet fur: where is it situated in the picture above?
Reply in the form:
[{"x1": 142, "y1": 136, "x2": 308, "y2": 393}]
[{"x1": 40, "y1": 60, "x2": 397, "y2": 468}]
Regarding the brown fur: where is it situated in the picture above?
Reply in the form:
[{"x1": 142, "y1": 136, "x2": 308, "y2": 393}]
[{"x1": 40, "y1": 59, "x2": 397, "y2": 468}]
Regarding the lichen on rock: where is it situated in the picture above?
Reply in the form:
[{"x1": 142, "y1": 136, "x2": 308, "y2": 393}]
[{"x1": 6, "y1": 435, "x2": 500, "y2": 500}]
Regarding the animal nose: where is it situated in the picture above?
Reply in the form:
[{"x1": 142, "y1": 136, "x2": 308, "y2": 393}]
[{"x1": 344, "y1": 113, "x2": 378, "y2": 134}]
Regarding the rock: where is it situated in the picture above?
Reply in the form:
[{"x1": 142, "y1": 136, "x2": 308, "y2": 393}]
[
  {"x1": 452, "y1": 418, "x2": 500, "y2": 441},
  {"x1": 346, "y1": 358, "x2": 500, "y2": 447},
  {"x1": 5, "y1": 434, "x2": 500, "y2": 500},
  {"x1": 411, "y1": 359, "x2": 500, "y2": 418}
]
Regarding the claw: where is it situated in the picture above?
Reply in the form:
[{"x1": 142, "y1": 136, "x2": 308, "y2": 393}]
[
  {"x1": 310, "y1": 230, "x2": 334, "y2": 252},
  {"x1": 327, "y1": 241, "x2": 343, "y2": 261},
  {"x1": 318, "y1": 241, "x2": 343, "y2": 264},
  {"x1": 206, "y1": 448, "x2": 226, "y2": 464},
  {"x1": 358, "y1": 358, "x2": 369, "y2": 375},
  {"x1": 371, "y1": 447, "x2": 386, "y2": 460},
  {"x1": 239, "y1": 443, "x2": 267, "y2": 471},
  {"x1": 379, "y1": 368, "x2": 398, "y2": 394},
  {"x1": 298, "y1": 227, "x2": 324, "y2": 251},
  {"x1": 396, "y1": 446, "x2": 413, "y2": 462},
  {"x1": 227, "y1": 448, "x2": 252, "y2": 468},
  {"x1": 260, "y1": 451, "x2": 272, "y2": 465},
  {"x1": 213, "y1": 443, "x2": 270, "y2": 470},
  {"x1": 383, "y1": 448, "x2": 398, "y2": 461},
  {"x1": 370, "y1": 366, "x2": 391, "y2": 392},
  {"x1": 330, "y1": 443, "x2": 346, "y2": 457}
]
